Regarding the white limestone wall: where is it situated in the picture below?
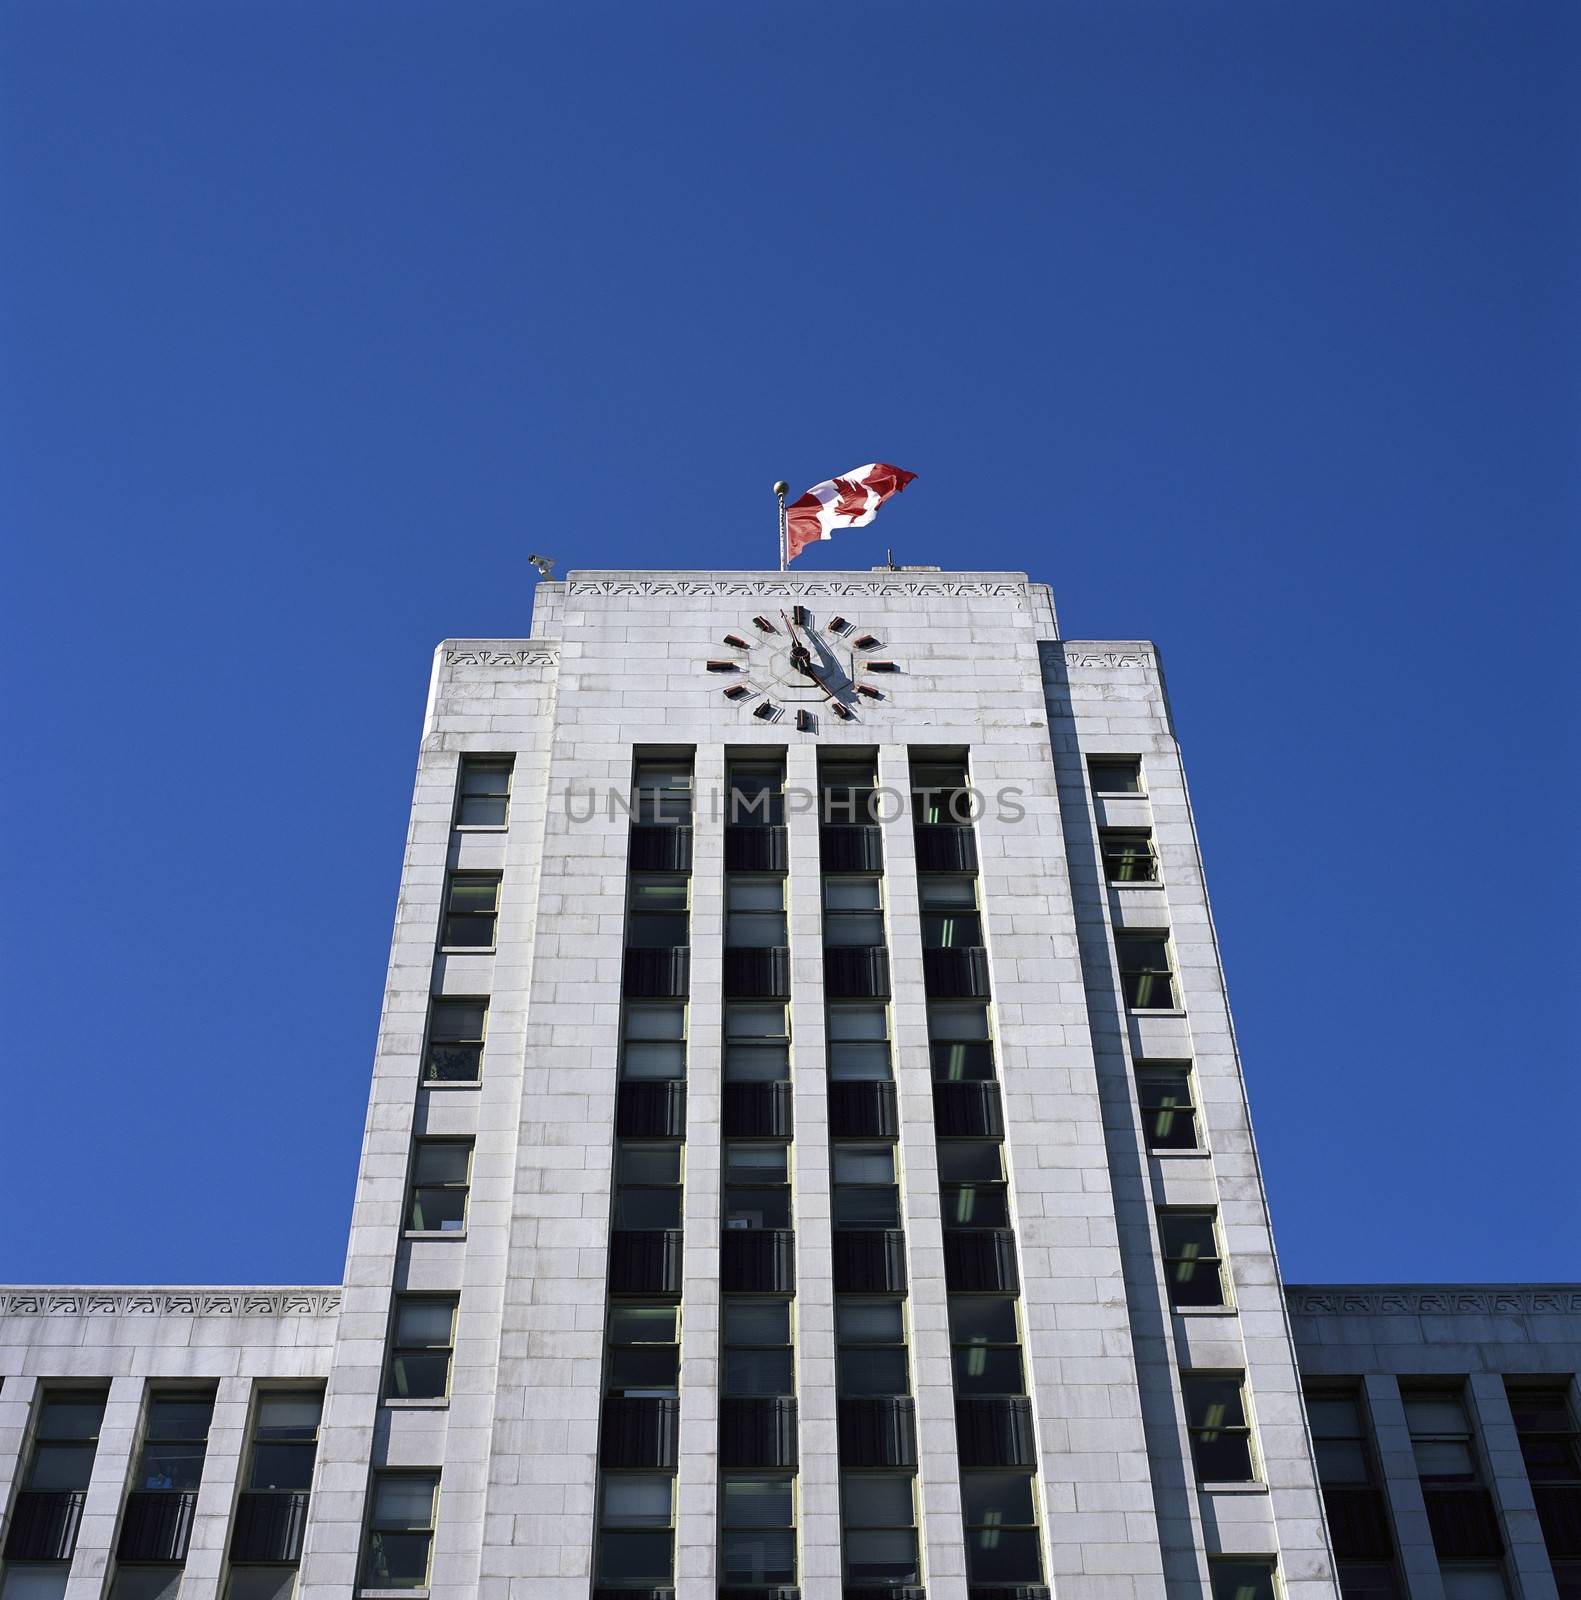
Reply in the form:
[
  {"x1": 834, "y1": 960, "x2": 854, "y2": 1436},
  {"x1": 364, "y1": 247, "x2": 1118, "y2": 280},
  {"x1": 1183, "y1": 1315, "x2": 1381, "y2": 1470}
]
[
  {"x1": 297, "y1": 640, "x2": 559, "y2": 1599},
  {"x1": 1044, "y1": 641, "x2": 1337, "y2": 1600}
]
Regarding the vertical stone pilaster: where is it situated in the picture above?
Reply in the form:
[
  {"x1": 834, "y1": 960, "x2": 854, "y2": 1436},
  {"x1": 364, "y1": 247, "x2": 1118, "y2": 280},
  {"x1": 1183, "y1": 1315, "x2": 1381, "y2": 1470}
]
[
  {"x1": 1363, "y1": 1375, "x2": 1446, "y2": 1600},
  {"x1": 65, "y1": 1373, "x2": 141, "y2": 1599},
  {"x1": 787, "y1": 742, "x2": 839, "y2": 1591},
  {"x1": 879, "y1": 742, "x2": 968, "y2": 1600},
  {"x1": 1466, "y1": 1375, "x2": 1560, "y2": 1600},
  {"x1": 179, "y1": 1374, "x2": 253, "y2": 1598},
  {"x1": 676, "y1": 744, "x2": 724, "y2": 1600}
]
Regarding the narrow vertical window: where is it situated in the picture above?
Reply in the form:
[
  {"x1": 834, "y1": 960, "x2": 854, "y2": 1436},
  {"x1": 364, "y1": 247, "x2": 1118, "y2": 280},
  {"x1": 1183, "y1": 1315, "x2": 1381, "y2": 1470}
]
[
  {"x1": 1183, "y1": 1373, "x2": 1257, "y2": 1482},
  {"x1": 440, "y1": 873, "x2": 501, "y2": 949},
  {"x1": 1158, "y1": 1209, "x2": 1228, "y2": 1308},
  {"x1": 455, "y1": 756, "x2": 513, "y2": 827},
  {"x1": 386, "y1": 1296, "x2": 458, "y2": 1401},
  {"x1": 406, "y1": 1138, "x2": 473, "y2": 1234},
  {"x1": 1136, "y1": 1062, "x2": 1198, "y2": 1151},
  {"x1": 1115, "y1": 932, "x2": 1176, "y2": 1009},
  {"x1": 361, "y1": 1472, "x2": 439, "y2": 1591},
  {"x1": 423, "y1": 998, "x2": 487, "y2": 1084}
]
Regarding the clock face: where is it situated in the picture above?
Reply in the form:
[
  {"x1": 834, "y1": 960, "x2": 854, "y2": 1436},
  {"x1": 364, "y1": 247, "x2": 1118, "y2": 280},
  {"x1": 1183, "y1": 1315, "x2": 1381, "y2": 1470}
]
[{"x1": 705, "y1": 605, "x2": 899, "y2": 731}]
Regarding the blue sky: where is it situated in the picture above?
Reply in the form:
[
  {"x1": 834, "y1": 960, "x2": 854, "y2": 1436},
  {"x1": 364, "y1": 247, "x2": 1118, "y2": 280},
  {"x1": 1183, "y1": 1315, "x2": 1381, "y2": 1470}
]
[{"x1": 1, "y1": 1, "x2": 1575, "y2": 1287}]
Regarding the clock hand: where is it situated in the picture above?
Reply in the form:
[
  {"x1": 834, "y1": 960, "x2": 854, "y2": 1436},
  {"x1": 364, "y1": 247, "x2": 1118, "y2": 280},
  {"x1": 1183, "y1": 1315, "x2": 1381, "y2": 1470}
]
[{"x1": 781, "y1": 610, "x2": 824, "y2": 682}]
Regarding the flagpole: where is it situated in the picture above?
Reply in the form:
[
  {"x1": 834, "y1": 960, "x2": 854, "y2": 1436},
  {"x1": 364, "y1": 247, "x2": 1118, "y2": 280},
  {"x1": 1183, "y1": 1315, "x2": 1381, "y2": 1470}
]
[{"x1": 774, "y1": 481, "x2": 789, "y2": 571}]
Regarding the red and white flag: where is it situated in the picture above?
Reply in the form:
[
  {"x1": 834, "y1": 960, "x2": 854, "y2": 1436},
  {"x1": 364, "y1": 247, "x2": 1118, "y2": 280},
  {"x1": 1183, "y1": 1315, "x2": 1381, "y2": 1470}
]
[{"x1": 785, "y1": 463, "x2": 916, "y2": 563}]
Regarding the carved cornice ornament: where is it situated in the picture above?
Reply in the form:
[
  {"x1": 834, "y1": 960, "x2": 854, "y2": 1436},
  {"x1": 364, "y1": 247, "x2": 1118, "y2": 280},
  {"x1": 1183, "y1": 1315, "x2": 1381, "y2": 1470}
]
[
  {"x1": 1062, "y1": 647, "x2": 1153, "y2": 669},
  {"x1": 1286, "y1": 1286, "x2": 1581, "y2": 1316},
  {"x1": 564, "y1": 578, "x2": 1029, "y2": 600},
  {"x1": 1, "y1": 1288, "x2": 342, "y2": 1317},
  {"x1": 443, "y1": 647, "x2": 559, "y2": 669}
]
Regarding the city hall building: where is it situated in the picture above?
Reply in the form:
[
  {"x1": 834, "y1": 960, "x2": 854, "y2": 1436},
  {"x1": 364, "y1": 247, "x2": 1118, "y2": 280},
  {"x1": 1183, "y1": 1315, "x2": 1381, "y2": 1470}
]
[{"x1": 1, "y1": 569, "x2": 1576, "y2": 1600}]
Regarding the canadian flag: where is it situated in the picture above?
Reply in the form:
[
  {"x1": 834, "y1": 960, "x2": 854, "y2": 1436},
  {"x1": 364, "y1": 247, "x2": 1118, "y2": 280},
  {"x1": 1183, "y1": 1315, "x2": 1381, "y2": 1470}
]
[{"x1": 785, "y1": 463, "x2": 917, "y2": 563}]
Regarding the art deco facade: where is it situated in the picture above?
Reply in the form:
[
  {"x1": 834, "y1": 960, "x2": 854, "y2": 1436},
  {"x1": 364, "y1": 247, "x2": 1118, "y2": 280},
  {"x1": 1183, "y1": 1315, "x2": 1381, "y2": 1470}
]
[{"x1": 1, "y1": 569, "x2": 1576, "y2": 1600}]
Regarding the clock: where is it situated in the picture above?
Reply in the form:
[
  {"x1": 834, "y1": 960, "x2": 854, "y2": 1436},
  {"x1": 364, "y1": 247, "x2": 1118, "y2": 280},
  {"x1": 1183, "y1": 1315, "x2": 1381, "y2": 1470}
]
[{"x1": 704, "y1": 605, "x2": 900, "y2": 732}]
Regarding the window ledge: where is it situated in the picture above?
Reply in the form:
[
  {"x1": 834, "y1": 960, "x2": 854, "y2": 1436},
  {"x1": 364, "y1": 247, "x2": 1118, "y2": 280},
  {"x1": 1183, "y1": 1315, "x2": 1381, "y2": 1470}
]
[
  {"x1": 420, "y1": 1080, "x2": 482, "y2": 1092},
  {"x1": 453, "y1": 824, "x2": 508, "y2": 833},
  {"x1": 1129, "y1": 1008, "x2": 1187, "y2": 1018},
  {"x1": 383, "y1": 1398, "x2": 449, "y2": 1410},
  {"x1": 1173, "y1": 1305, "x2": 1238, "y2": 1318},
  {"x1": 439, "y1": 946, "x2": 496, "y2": 956},
  {"x1": 361, "y1": 1590, "x2": 430, "y2": 1599},
  {"x1": 404, "y1": 1230, "x2": 467, "y2": 1242},
  {"x1": 1108, "y1": 879, "x2": 1164, "y2": 889},
  {"x1": 1148, "y1": 1148, "x2": 1210, "y2": 1160},
  {"x1": 1197, "y1": 1481, "x2": 1267, "y2": 1494}
]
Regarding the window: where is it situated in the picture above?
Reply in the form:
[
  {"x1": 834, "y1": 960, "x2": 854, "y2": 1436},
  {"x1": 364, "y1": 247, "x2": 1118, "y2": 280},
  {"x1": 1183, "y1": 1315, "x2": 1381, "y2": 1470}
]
[
  {"x1": 632, "y1": 760, "x2": 692, "y2": 825},
  {"x1": 243, "y1": 1389, "x2": 322, "y2": 1492},
  {"x1": 455, "y1": 756, "x2": 513, "y2": 827},
  {"x1": 225, "y1": 1571, "x2": 298, "y2": 1600},
  {"x1": 961, "y1": 1471, "x2": 1043, "y2": 1584},
  {"x1": 1306, "y1": 1389, "x2": 1374, "y2": 1486},
  {"x1": 828, "y1": 1004, "x2": 892, "y2": 1082},
  {"x1": 724, "y1": 1003, "x2": 790, "y2": 1083},
  {"x1": 606, "y1": 1303, "x2": 680, "y2": 1398},
  {"x1": 1439, "y1": 1570, "x2": 1510, "y2": 1600},
  {"x1": 723, "y1": 1143, "x2": 790, "y2": 1230},
  {"x1": 842, "y1": 1473, "x2": 920, "y2": 1585},
  {"x1": 720, "y1": 1475, "x2": 796, "y2": 1585},
  {"x1": 837, "y1": 1300, "x2": 909, "y2": 1397},
  {"x1": 1137, "y1": 1063, "x2": 1198, "y2": 1151},
  {"x1": 1158, "y1": 1210, "x2": 1227, "y2": 1308},
  {"x1": 627, "y1": 877, "x2": 689, "y2": 947},
  {"x1": 1116, "y1": 932, "x2": 1176, "y2": 1009},
  {"x1": 911, "y1": 756, "x2": 972, "y2": 825},
  {"x1": 133, "y1": 1392, "x2": 214, "y2": 1489},
  {"x1": 363, "y1": 1473, "x2": 438, "y2": 1589},
  {"x1": 832, "y1": 1144, "x2": 900, "y2": 1230},
  {"x1": 722, "y1": 1299, "x2": 793, "y2": 1398},
  {"x1": 723, "y1": 1472, "x2": 796, "y2": 1587},
  {"x1": 928, "y1": 1003, "x2": 995, "y2": 1082},
  {"x1": 1334, "y1": 1566, "x2": 1400, "y2": 1600},
  {"x1": 1404, "y1": 1390, "x2": 1479, "y2": 1483},
  {"x1": 440, "y1": 873, "x2": 500, "y2": 949},
  {"x1": 1088, "y1": 757, "x2": 1143, "y2": 795},
  {"x1": 727, "y1": 877, "x2": 787, "y2": 948},
  {"x1": 920, "y1": 875, "x2": 982, "y2": 948},
  {"x1": 22, "y1": 1389, "x2": 107, "y2": 1491},
  {"x1": 823, "y1": 877, "x2": 884, "y2": 947},
  {"x1": 620, "y1": 1002, "x2": 686, "y2": 1081},
  {"x1": 1183, "y1": 1373, "x2": 1257, "y2": 1482},
  {"x1": 939, "y1": 1141, "x2": 1010, "y2": 1229},
  {"x1": 1505, "y1": 1382, "x2": 1581, "y2": 1484},
  {"x1": 386, "y1": 1296, "x2": 457, "y2": 1401},
  {"x1": 108, "y1": 1574, "x2": 181, "y2": 1600},
  {"x1": 821, "y1": 757, "x2": 879, "y2": 824},
  {"x1": 1209, "y1": 1559, "x2": 1280, "y2": 1600},
  {"x1": 728, "y1": 761, "x2": 785, "y2": 826},
  {"x1": 0, "y1": 1571, "x2": 69, "y2": 1600},
  {"x1": 423, "y1": 998, "x2": 487, "y2": 1084},
  {"x1": 597, "y1": 1474, "x2": 674, "y2": 1586},
  {"x1": 406, "y1": 1138, "x2": 473, "y2": 1234},
  {"x1": 615, "y1": 1142, "x2": 683, "y2": 1230},
  {"x1": 949, "y1": 1296, "x2": 1025, "y2": 1396},
  {"x1": 1101, "y1": 828, "x2": 1157, "y2": 882}
]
